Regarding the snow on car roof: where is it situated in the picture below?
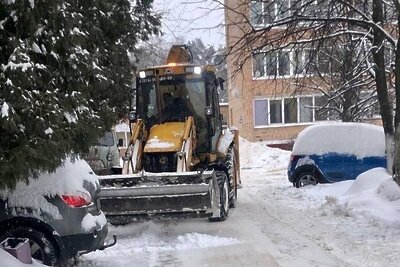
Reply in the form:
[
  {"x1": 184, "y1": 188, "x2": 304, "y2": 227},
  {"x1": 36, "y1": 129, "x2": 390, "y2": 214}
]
[
  {"x1": 292, "y1": 122, "x2": 385, "y2": 158},
  {"x1": 0, "y1": 158, "x2": 99, "y2": 220}
]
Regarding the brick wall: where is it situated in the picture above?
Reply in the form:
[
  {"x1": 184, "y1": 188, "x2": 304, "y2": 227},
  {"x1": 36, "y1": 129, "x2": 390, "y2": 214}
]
[{"x1": 224, "y1": 0, "x2": 383, "y2": 146}]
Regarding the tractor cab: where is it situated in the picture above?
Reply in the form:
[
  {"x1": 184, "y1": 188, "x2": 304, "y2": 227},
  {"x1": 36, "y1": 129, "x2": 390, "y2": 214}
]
[{"x1": 134, "y1": 59, "x2": 224, "y2": 154}]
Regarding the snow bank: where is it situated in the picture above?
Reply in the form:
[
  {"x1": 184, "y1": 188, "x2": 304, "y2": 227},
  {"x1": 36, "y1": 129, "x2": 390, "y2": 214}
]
[
  {"x1": 85, "y1": 232, "x2": 239, "y2": 258},
  {"x1": 299, "y1": 168, "x2": 400, "y2": 228},
  {"x1": 292, "y1": 122, "x2": 385, "y2": 158},
  {"x1": 335, "y1": 168, "x2": 400, "y2": 227},
  {"x1": 239, "y1": 138, "x2": 291, "y2": 171}
]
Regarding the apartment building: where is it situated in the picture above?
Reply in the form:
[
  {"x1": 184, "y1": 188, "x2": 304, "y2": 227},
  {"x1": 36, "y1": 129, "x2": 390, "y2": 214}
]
[{"x1": 224, "y1": 0, "x2": 381, "y2": 147}]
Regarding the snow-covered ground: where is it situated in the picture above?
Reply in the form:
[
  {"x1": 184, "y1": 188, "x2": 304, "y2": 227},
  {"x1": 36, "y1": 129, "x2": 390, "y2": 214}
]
[{"x1": 3, "y1": 138, "x2": 400, "y2": 266}]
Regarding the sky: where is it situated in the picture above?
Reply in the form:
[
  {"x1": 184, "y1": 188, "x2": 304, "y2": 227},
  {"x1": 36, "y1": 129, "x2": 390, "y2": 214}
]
[{"x1": 153, "y1": 0, "x2": 225, "y2": 47}]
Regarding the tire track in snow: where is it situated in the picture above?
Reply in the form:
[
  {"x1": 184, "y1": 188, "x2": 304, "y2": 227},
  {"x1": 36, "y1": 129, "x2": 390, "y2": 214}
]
[{"x1": 240, "y1": 168, "x2": 353, "y2": 267}]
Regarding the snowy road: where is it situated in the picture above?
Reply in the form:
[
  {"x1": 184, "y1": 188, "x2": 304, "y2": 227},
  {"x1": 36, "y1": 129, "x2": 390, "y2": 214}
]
[
  {"x1": 77, "y1": 140, "x2": 400, "y2": 267},
  {"x1": 77, "y1": 181, "x2": 339, "y2": 266},
  {"x1": 78, "y1": 171, "x2": 343, "y2": 266}
]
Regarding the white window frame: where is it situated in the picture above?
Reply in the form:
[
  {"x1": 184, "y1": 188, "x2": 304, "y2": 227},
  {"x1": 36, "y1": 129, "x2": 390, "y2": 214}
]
[
  {"x1": 253, "y1": 95, "x2": 327, "y2": 128},
  {"x1": 252, "y1": 48, "x2": 294, "y2": 79},
  {"x1": 250, "y1": 0, "x2": 291, "y2": 28},
  {"x1": 252, "y1": 47, "x2": 321, "y2": 79}
]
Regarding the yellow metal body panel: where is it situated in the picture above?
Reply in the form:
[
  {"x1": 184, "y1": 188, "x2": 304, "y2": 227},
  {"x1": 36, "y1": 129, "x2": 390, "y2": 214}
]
[{"x1": 144, "y1": 122, "x2": 186, "y2": 153}]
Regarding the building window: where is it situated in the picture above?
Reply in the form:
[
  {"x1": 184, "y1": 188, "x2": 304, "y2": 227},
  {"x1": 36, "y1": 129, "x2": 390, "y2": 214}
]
[
  {"x1": 270, "y1": 99, "x2": 283, "y2": 123},
  {"x1": 284, "y1": 98, "x2": 298, "y2": 123},
  {"x1": 251, "y1": 0, "x2": 326, "y2": 28},
  {"x1": 317, "y1": 50, "x2": 331, "y2": 74},
  {"x1": 250, "y1": 0, "x2": 290, "y2": 27},
  {"x1": 254, "y1": 95, "x2": 327, "y2": 127},
  {"x1": 253, "y1": 47, "x2": 324, "y2": 78},
  {"x1": 266, "y1": 51, "x2": 277, "y2": 76},
  {"x1": 299, "y1": 97, "x2": 313, "y2": 122},
  {"x1": 253, "y1": 53, "x2": 266, "y2": 77},
  {"x1": 279, "y1": 50, "x2": 290, "y2": 76},
  {"x1": 254, "y1": 99, "x2": 269, "y2": 126},
  {"x1": 293, "y1": 49, "x2": 304, "y2": 75},
  {"x1": 253, "y1": 49, "x2": 292, "y2": 78},
  {"x1": 314, "y1": 95, "x2": 329, "y2": 121}
]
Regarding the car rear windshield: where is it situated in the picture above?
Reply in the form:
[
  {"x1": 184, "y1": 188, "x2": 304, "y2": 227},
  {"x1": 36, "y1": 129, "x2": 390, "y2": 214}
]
[{"x1": 96, "y1": 132, "x2": 114, "y2": 146}]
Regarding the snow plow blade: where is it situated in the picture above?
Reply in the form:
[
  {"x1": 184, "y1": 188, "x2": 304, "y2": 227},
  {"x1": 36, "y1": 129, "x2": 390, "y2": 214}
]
[{"x1": 98, "y1": 171, "x2": 220, "y2": 224}]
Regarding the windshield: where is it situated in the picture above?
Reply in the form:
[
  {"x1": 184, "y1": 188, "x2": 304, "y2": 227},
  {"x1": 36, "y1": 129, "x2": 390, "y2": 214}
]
[
  {"x1": 137, "y1": 75, "x2": 206, "y2": 126},
  {"x1": 96, "y1": 131, "x2": 114, "y2": 146}
]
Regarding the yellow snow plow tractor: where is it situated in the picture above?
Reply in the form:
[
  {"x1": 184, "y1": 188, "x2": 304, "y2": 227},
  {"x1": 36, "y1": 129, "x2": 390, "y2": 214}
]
[{"x1": 98, "y1": 45, "x2": 240, "y2": 224}]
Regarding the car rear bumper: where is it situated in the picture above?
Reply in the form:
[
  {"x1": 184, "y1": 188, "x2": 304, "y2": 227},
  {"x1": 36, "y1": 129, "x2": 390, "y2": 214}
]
[{"x1": 60, "y1": 223, "x2": 109, "y2": 259}]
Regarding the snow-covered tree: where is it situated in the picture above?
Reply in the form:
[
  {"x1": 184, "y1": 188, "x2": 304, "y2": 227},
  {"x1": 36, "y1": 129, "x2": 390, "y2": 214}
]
[
  {"x1": 187, "y1": 39, "x2": 228, "y2": 102},
  {"x1": 0, "y1": 0, "x2": 160, "y2": 189},
  {"x1": 188, "y1": 38, "x2": 217, "y2": 65}
]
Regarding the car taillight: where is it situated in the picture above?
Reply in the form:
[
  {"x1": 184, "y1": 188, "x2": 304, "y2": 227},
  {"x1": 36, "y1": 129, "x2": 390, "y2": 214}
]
[
  {"x1": 289, "y1": 155, "x2": 299, "y2": 165},
  {"x1": 62, "y1": 193, "x2": 91, "y2": 208}
]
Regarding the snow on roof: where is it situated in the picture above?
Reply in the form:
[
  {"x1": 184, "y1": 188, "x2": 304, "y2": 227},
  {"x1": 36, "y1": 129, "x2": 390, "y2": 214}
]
[
  {"x1": 0, "y1": 158, "x2": 99, "y2": 220},
  {"x1": 114, "y1": 122, "x2": 130, "y2": 132},
  {"x1": 292, "y1": 122, "x2": 385, "y2": 158}
]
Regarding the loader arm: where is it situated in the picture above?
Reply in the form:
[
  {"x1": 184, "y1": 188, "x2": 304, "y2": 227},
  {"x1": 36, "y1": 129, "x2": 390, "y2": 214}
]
[
  {"x1": 122, "y1": 119, "x2": 144, "y2": 174},
  {"x1": 177, "y1": 116, "x2": 195, "y2": 172}
]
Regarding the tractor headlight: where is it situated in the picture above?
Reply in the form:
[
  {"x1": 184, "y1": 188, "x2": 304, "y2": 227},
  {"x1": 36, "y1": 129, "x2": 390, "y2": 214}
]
[
  {"x1": 139, "y1": 71, "x2": 146, "y2": 78},
  {"x1": 205, "y1": 106, "x2": 214, "y2": 116},
  {"x1": 129, "y1": 111, "x2": 136, "y2": 121},
  {"x1": 185, "y1": 66, "x2": 202, "y2": 75}
]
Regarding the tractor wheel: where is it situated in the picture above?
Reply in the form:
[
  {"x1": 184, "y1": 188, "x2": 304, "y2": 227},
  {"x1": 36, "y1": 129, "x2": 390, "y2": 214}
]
[
  {"x1": 0, "y1": 226, "x2": 59, "y2": 266},
  {"x1": 209, "y1": 171, "x2": 230, "y2": 222},
  {"x1": 226, "y1": 145, "x2": 238, "y2": 208}
]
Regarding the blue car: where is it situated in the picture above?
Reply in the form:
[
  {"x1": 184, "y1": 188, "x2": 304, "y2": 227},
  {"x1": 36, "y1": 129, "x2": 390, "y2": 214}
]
[{"x1": 288, "y1": 123, "x2": 387, "y2": 187}]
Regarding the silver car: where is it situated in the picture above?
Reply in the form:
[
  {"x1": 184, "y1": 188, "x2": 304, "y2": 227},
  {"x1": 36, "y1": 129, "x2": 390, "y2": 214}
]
[
  {"x1": 0, "y1": 158, "x2": 115, "y2": 265},
  {"x1": 85, "y1": 131, "x2": 122, "y2": 175}
]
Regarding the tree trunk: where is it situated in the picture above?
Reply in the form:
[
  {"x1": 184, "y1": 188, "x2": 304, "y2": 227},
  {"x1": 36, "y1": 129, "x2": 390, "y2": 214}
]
[
  {"x1": 393, "y1": 19, "x2": 400, "y2": 184},
  {"x1": 372, "y1": 0, "x2": 394, "y2": 175}
]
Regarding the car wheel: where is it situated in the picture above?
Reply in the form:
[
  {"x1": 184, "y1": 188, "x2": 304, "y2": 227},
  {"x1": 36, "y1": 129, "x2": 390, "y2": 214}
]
[
  {"x1": 295, "y1": 171, "x2": 318, "y2": 188},
  {"x1": 209, "y1": 171, "x2": 230, "y2": 222},
  {"x1": 0, "y1": 226, "x2": 59, "y2": 266}
]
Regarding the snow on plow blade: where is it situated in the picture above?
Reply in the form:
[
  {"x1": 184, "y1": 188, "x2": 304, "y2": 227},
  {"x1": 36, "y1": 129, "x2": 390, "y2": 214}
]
[{"x1": 98, "y1": 171, "x2": 220, "y2": 224}]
